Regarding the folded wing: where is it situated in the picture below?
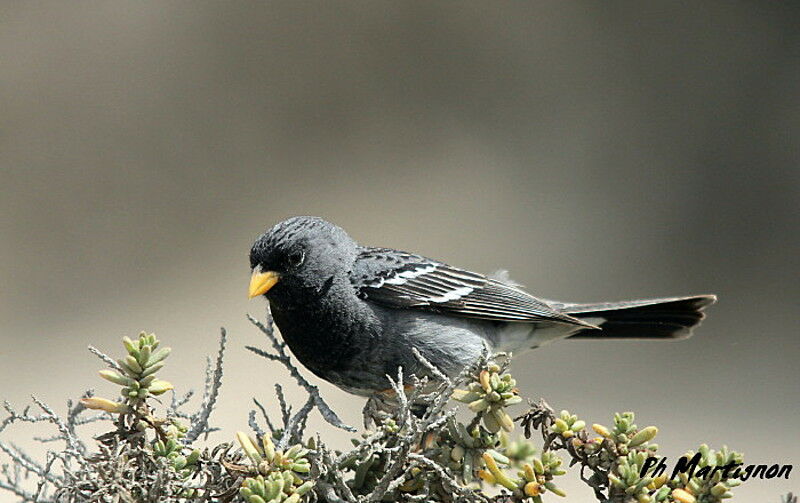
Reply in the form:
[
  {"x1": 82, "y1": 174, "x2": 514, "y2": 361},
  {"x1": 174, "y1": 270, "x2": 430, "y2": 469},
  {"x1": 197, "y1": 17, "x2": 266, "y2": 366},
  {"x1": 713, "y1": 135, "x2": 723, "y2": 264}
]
[{"x1": 351, "y1": 247, "x2": 593, "y2": 327}]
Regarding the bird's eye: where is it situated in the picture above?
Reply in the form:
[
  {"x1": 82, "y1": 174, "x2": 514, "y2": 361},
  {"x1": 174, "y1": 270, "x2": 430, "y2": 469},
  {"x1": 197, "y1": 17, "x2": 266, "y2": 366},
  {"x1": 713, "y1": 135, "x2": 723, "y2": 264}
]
[{"x1": 287, "y1": 249, "x2": 305, "y2": 268}]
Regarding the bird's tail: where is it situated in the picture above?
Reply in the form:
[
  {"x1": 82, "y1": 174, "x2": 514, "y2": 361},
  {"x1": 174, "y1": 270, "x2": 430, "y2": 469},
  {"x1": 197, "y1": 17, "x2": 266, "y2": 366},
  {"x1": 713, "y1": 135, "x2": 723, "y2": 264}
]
[{"x1": 554, "y1": 294, "x2": 717, "y2": 340}]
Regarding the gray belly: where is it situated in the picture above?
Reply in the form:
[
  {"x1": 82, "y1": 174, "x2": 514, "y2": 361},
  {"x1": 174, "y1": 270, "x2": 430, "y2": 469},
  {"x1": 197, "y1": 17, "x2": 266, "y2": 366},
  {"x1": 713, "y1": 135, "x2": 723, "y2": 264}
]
[{"x1": 325, "y1": 308, "x2": 492, "y2": 395}]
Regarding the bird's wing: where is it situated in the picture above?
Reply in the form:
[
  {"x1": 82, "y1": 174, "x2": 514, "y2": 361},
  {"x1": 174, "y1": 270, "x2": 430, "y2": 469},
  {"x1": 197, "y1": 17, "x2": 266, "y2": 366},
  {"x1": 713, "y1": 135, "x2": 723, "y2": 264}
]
[{"x1": 350, "y1": 247, "x2": 592, "y2": 326}]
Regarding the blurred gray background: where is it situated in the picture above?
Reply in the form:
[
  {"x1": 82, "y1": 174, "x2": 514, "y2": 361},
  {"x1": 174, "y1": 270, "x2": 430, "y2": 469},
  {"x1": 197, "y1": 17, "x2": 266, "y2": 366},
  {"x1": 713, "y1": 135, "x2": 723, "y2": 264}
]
[{"x1": 1, "y1": 2, "x2": 798, "y2": 500}]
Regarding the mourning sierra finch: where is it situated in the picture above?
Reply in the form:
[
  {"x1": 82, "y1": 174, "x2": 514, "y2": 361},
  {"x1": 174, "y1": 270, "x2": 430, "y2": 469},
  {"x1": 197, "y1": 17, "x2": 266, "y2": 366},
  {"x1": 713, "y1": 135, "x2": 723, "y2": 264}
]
[{"x1": 248, "y1": 216, "x2": 715, "y2": 396}]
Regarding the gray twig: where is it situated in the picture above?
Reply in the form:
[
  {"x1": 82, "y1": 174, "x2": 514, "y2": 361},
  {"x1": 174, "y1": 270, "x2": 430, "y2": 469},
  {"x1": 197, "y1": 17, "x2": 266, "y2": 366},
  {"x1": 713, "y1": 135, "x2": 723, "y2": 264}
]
[
  {"x1": 246, "y1": 312, "x2": 354, "y2": 433},
  {"x1": 183, "y1": 327, "x2": 227, "y2": 444},
  {"x1": 252, "y1": 398, "x2": 276, "y2": 434},
  {"x1": 87, "y1": 345, "x2": 124, "y2": 372}
]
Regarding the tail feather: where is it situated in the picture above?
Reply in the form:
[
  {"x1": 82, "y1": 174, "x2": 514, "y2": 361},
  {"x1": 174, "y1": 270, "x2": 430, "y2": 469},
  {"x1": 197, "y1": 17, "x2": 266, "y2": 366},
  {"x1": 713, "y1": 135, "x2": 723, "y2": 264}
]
[{"x1": 557, "y1": 295, "x2": 716, "y2": 340}]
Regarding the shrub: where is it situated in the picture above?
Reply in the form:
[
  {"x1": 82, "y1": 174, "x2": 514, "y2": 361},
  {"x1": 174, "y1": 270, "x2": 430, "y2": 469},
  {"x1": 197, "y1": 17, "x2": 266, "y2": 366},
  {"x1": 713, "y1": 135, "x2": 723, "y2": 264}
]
[{"x1": 0, "y1": 311, "x2": 785, "y2": 502}]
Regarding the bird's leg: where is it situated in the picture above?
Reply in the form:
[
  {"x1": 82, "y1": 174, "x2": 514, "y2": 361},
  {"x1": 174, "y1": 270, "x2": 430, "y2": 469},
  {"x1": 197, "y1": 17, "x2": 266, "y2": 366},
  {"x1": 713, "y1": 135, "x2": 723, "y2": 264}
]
[
  {"x1": 362, "y1": 384, "x2": 416, "y2": 429},
  {"x1": 362, "y1": 395, "x2": 386, "y2": 430}
]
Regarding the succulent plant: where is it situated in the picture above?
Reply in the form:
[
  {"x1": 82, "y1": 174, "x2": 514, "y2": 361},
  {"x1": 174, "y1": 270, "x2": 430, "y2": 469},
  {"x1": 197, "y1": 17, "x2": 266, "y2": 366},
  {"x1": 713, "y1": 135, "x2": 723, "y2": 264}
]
[
  {"x1": 438, "y1": 416, "x2": 506, "y2": 483},
  {"x1": 479, "y1": 449, "x2": 567, "y2": 501},
  {"x1": 669, "y1": 444, "x2": 743, "y2": 503},
  {"x1": 236, "y1": 432, "x2": 314, "y2": 503},
  {"x1": 81, "y1": 331, "x2": 173, "y2": 413},
  {"x1": 608, "y1": 450, "x2": 658, "y2": 501},
  {"x1": 499, "y1": 431, "x2": 538, "y2": 467},
  {"x1": 152, "y1": 419, "x2": 201, "y2": 480},
  {"x1": 452, "y1": 361, "x2": 522, "y2": 434},
  {"x1": 237, "y1": 432, "x2": 312, "y2": 475},
  {"x1": 0, "y1": 316, "x2": 754, "y2": 503},
  {"x1": 592, "y1": 412, "x2": 659, "y2": 456},
  {"x1": 76, "y1": 331, "x2": 208, "y2": 498},
  {"x1": 240, "y1": 473, "x2": 314, "y2": 503},
  {"x1": 549, "y1": 410, "x2": 585, "y2": 439}
]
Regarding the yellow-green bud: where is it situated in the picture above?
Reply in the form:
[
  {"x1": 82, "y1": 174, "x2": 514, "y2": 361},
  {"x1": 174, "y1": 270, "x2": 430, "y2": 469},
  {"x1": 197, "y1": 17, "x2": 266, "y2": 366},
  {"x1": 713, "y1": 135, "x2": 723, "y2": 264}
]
[
  {"x1": 469, "y1": 398, "x2": 490, "y2": 413},
  {"x1": 479, "y1": 370, "x2": 492, "y2": 392},
  {"x1": 544, "y1": 481, "x2": 566, "y2": 497},
  {"x1": 672, "y1": 488, "x2": 696, "y2": 503},
  {"x1": 524, "y1": 481, "x2": 541, "y2": 496},
  {"x1": 493, "y1": 408, "x2": 514, "y2": 432},
  {"x1": 146, "y1": 347, "x2": 172, "y2": 367},
  {"x1": 629, "y1": 426, "x2": 658, "y2": 447},
  {"x1": 236, "y1": 432, "x2": 263, "y2": 465},
  {"x1": 481, "y1": 452, "x2": 517, "y2": 490},
  {"x1": 571, "y1": 420, "x2": 586, "y2": 432},
  {"x1": 592, "y1": 423, "x2": 611, "y2": 438},
  {"x1": 477, "y1": 469, "x2": 496, "y2": 484},
  {"x1": 98, "y1": 370, "x2": 133, "y2": 386},
  {"x1": 450, "y1": 445, "x2": 466, "y2": 462},
  {"x1": 124, "y1": 355, "x2": 143, "y2": 374},
  {"x1": 80, "y1": 397, "x2": 129, "y2": 413},
  {"x1": 147, "y1": 379, "x2": 174, "y2": 395},
  {"x1": 261, "y1": 435, "x2": 276, "y2": 462},
  {"x1": 711, "y1": 483, "x2": 728, "y2": 497}
]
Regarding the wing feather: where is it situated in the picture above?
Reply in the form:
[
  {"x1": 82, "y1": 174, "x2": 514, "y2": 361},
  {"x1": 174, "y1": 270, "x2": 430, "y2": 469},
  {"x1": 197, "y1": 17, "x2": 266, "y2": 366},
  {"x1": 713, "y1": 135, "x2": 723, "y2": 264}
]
[{"x1": 351, "y1": 247, "x2": 592, "y2": 327}]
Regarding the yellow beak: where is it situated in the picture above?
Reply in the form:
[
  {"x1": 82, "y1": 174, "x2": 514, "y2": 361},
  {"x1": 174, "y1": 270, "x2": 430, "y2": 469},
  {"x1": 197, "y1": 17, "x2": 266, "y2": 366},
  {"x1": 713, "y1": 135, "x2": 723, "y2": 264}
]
[{"x1": 248, "y1": 269, "x2": 280, "y2": 299}]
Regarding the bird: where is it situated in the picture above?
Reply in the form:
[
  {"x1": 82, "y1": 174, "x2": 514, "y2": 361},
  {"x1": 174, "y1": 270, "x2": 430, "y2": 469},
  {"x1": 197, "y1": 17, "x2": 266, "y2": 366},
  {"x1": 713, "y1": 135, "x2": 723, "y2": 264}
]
[{"x1": 248, "y1": 216, "x2": 715, "y2": 397}]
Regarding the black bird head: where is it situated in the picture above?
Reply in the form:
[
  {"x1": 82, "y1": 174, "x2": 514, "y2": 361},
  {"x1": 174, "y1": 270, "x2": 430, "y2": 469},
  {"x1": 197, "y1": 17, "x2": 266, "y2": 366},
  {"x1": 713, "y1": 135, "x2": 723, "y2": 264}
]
[{"x1": 248, "y1": 216, "x2": 358, "y2": 301}]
